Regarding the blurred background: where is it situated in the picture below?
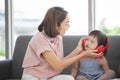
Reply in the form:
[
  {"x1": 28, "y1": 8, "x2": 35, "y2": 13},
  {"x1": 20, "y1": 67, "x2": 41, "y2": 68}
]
[{"x1": 0, "y1": 0, "x2": 120, "y2": 60}]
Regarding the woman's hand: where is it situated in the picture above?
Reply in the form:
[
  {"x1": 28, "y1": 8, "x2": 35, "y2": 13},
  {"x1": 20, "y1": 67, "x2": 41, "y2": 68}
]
[{"x1": 81, "y1": 50, "x2": 103, "y2": 58}]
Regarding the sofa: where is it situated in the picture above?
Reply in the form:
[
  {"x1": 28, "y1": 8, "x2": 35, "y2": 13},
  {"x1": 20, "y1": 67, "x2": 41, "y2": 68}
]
[{"x1": 0, "y1": 35, "x2": 120, "y2": 80}]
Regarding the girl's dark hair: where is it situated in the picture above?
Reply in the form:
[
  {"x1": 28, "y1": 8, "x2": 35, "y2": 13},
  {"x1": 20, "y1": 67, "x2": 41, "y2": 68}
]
[
  {"x1": 38, "y1": 6, "x2": 68, "y2": 38},
  {"x1": 89, "y1": 30, "x2": 108, "y2": 55}
]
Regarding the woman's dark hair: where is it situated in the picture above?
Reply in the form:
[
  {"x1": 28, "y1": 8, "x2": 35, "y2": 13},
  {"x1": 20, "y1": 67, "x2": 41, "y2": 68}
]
[
  {"x1": 38, "y1": 6, "x2": 68, "y2": 38},
  {"x1": 89, "y1": 30, "x2": 108, "y2": 55}
]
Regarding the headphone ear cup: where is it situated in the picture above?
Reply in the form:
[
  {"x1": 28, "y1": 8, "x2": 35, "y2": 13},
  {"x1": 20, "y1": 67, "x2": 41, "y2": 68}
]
[
  {"x1": 82, "y1": 38, "x2": 86, "y2": 45},
  {"x1": 82, "y1": 38, "x2": 87, "y2": 50},
  {"x1": 96, "y1": 45, "x2": 105, "y2": 53}
]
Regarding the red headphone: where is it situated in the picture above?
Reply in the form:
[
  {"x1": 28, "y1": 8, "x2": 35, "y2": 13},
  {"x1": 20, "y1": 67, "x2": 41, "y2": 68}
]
[
  {"x1": 82, "y1": 37, "x2": 109, "y2": 53},
  {"x1": 96, "y1": 37, "x2": 109, "y2": 53}
]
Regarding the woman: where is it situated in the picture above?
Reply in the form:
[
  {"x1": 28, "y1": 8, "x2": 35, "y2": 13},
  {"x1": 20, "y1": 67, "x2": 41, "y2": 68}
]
[{"x1": 21, "y1": 6, "x2": 102, "y2": 80}]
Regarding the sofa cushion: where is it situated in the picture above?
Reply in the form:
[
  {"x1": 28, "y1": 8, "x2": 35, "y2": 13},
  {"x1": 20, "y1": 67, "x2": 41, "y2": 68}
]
[
  {"x1": 10, "y1": 36, "x2": 32, "y2": 79},
  {"x1": 5, "y1": 35, "x2": 120, "y2": 79}
]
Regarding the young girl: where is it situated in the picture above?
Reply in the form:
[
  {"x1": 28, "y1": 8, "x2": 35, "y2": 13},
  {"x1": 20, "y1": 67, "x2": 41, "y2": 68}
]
[{"x1": 71, "y1": 30, "x2": 115, "y2": 80}]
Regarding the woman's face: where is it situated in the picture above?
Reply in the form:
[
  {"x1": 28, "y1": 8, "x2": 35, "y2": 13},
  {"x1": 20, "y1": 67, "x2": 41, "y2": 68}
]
[
  {"x1": 58, "y1": 15, "x2": 70, "y2": 36},
  {"x1": 84, "y1": 36, "x2": 98, "y2": 50}
]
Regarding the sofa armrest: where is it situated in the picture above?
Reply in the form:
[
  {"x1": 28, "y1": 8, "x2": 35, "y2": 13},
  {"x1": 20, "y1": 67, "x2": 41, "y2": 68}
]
[{"x1": 0, "y1": 59, "x2": 12, "y2": 80}]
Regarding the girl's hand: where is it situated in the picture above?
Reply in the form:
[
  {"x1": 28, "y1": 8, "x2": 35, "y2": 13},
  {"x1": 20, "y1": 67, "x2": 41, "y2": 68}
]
[{"x1": 81, "y1": 50, "x2": 103, "y2": 58}]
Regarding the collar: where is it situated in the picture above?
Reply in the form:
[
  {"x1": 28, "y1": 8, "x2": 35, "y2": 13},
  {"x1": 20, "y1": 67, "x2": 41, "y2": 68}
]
[{"x1": 41, "y1": 30, "x2": 61, "y2": 44}]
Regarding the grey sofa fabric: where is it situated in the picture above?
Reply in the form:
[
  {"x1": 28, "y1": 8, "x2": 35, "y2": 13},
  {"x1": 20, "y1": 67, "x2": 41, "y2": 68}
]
[
  {"x1": 105, "y1": 36, "x2": 120, "y2": 78},
  {"x1": 10, "y1": 36, "x2": 32, "y2": 79},
  {"x1": 0, "y1": 35, "x2": 32, "y2": 80},
  {"x1": 0, "y1": 35, "x2": 120, "y2": 80}
]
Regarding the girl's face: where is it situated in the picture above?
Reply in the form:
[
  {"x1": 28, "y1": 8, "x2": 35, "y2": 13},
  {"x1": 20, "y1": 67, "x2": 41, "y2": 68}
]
[
  {"x1": 58, "y1": 15, "x2": 70, "y2": 36},
  {"x1": 84, "y1": 36, "x2": 98, "y2": 50}
]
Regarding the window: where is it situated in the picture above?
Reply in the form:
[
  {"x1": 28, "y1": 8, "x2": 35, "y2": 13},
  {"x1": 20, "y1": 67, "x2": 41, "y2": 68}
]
[
  {"x1": 3, "y1": 0, "x2": 120, "y2": 59},
  {"x1": 95, "y1": 0, "x2": 120, "y2": 35},
  {"x1": 13, "y1": 0, "x2": 88, "y2": 38},
  {"x1": 0, "y1": 0, "x2": 5, "y2": 60}
]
